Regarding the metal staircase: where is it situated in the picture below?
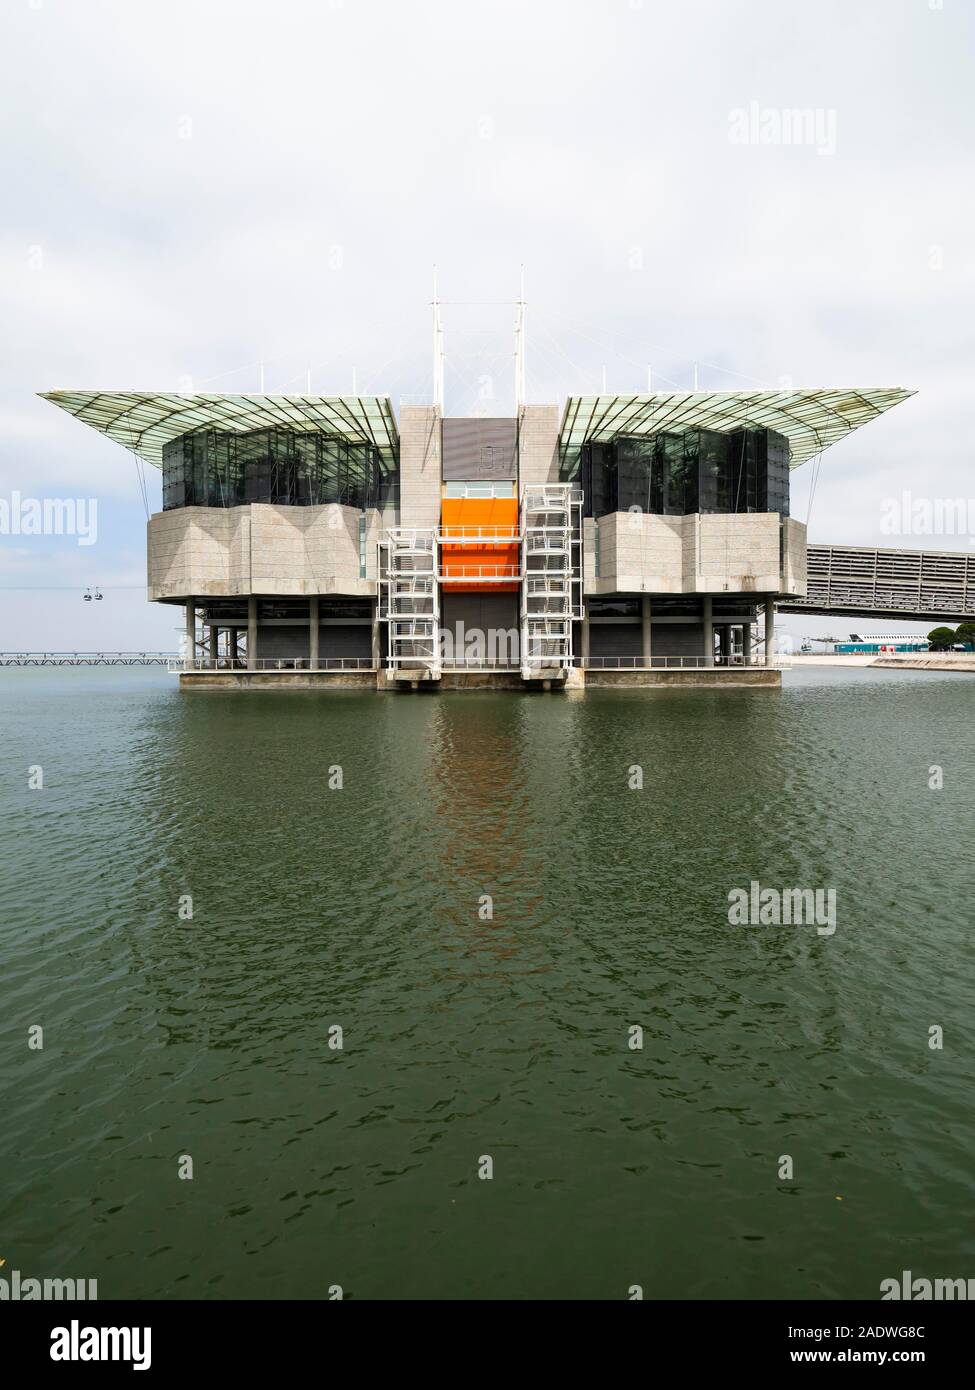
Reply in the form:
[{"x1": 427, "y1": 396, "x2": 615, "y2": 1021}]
[
  {"x1": 520, "y1": 485, "x2": 583, "y2": 678},
  {"x1": 379, "y1": 528, "x2": 440, "y2": 675}
]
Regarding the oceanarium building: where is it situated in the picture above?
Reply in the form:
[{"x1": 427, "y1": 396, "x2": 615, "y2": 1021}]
[{"x1": 42, "y1": 387, "x2": 913, "y2": 689}]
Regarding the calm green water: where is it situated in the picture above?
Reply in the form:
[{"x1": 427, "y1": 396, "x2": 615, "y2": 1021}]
[{"x1": 1, "y1": 665, "x2": 973, "y2": 1300}]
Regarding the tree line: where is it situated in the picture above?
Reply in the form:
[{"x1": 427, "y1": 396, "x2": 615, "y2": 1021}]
[{"x1": 927, "y1": 622, "x2": 975, "y2": 650}]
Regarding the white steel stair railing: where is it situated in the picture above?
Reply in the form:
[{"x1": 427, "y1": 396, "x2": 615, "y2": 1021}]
[
  {"x1": 520, "y1": 485, "x2": 584, "y2": 678},
  {"x1": 379, "y1": 528, "x2": 440, "y2": 675}
]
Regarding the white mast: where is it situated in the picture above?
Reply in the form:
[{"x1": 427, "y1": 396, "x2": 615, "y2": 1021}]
[
  {"x1": 514, "y1": 264, "x2": 527, "y2": 409},
  {"x1": 432, "y1": 265, "x2": 444, "y2": 412}
]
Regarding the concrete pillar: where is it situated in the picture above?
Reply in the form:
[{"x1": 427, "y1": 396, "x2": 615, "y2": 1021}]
[
  {"x1": 764, "y1": 598, "x2": 775, "y2": 666},
  {"x1": 184, "y1": 600, "x2": 195, "y2": 671},
  {"x1": 742, "y1": 621, "x2": 752, "y2": 666},
  {"x1": 247, "y1": 595, "x2": 258, "y2": 671},
  {"x1": 309, "y1": 596, "x2": 319, "y2": 671},
  {"x1": 718, "y1": 626, "x2": 730, "y2": 664},
  {"x1": 208, "y1": 625, "x2": 218, "y2": 667},
  {"x1": 228, "y1": 628, "x2": 238, "y2": 666},
  {"x1": 641, "y1": 594, "x2": 652, "y2": 667},
  {"x1": 580, "y1": 599, "x2": 590, "y2": 666},
  {"x1": 371, "y1": 599, "x2": 382, "y2": 668},
  {"x1": 702, "y1": 595, "x2": 713, "y2": 665}
]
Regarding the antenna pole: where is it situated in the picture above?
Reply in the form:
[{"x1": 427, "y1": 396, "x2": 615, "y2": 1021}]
[
  {"x1": 432, "y1": 266, "x2": 444, "y2": 412},
  {"x1": 514, "y1": 265, "x2": 527, "y2": 409}
]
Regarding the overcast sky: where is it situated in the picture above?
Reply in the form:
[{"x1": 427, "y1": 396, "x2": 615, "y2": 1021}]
[{"x1": 1, "y1": 0, "x2": 972, "y2": 647}]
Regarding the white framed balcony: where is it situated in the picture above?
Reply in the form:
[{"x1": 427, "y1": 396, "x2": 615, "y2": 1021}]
[
  {"x1": 440, "y1": 564, "x2": 522, "y2": 585},
  {"x1": 437, "y1": 525, "x2": 522, "y2": 544}
]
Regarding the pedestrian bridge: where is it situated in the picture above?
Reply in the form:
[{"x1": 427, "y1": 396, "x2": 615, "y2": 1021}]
[
  {"x1": 0, "y1": 652, "x2": 176, "y2": 666},
  {"x1": 779, "y1": 544, "x2": 975, "y2": 623}
]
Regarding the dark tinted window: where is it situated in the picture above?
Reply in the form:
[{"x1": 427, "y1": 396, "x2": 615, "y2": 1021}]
[
  {"x1": 162, "y1": 429, "x2": 398, "y2": 511},
  {"x1": 579, "y1": 428, "x2": 790, "y2": 519}
]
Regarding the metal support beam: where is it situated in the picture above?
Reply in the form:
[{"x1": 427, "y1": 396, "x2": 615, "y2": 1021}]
[
  {"x1": 247, "y1": 596, "x2": 258, "y2": 672},
  {"x1": 702, "y1": 595, "x2": 713, "y2": 663},
  {"x1": 764, "y1": 599, "x2": 775, "y2": 666},
  {"x1": 371, "y1": 600, "x2": 381, "y2": 667},
  {"x1": 184, "y1": 601, "x2": 195, "y2": 671},
  {"x1": 309, "y1": 596, "x2": 319, "y2": 671}
]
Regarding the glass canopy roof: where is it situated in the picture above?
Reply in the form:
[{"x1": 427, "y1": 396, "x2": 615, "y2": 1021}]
[
  {"x1": 39, "y1": 391, "x2": 400, "y2": 471},
  {"x1": 558, "y1": 389, "x2": 915, "y2": 468}
]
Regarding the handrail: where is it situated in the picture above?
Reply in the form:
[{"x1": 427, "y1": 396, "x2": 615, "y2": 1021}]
[
  {"x1": 440, "y1": 657, "x2": 520, "y2": 669},
  {"x1": 522, "y1": 486, "x2": 584, "y2": 507},
  {"x1": 525, "y1": 536, "x2": 570, "y2": 551},
  {"x1": 172, "y1": 657, "x2": 376, "y2": 673},
  {"x1": 437, "y1": 526, "x2": 522, "y2": 542},
  {"x1": 581, "y1": 655, "x2": 773, "y2": 669},
  {"x1": 441, "y1": 565, "x2": 521, "y2": 581}
]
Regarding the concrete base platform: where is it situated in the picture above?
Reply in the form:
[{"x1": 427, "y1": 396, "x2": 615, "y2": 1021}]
[
  {"x1": 438, "y1": 670, "x2": 528, "y2": 691},
  {"x1": 179, "y1": 666, "x2": 780, "y2": 691},
  {"x1": 377, "y1": 667, "x2": 441, "y2": 691},
  {"x1": 389, "y1": 667, "x2": 440, "y2": 683},
  {"x1": 585, "y1": 668, "x2": 781, "y2": 689},
  {"x1": 179, "y1": 670, "x2": 377, "y2": 691}
]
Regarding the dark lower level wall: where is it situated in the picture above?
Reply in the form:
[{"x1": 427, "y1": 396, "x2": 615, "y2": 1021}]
[
  {"x1": 589, "y1": 623, "x2": 642, "y2": 657},
  {"x1": 255, "y1": 624, "x2": 372, "y2": 658},
  {"x1": 588, "y1": 621, "x2": 708, "y2": 658},
  {"x1": 440, "y1": 592, "x2": 519, "y2": 656},
  {"x1": 651, "y1": 623, "x2": 706, "y2": 657}
]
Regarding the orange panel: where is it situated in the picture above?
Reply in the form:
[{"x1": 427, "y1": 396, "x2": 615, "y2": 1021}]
[{"x1": 441, "y1": 497, "x2": 519, "y2": 593}]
